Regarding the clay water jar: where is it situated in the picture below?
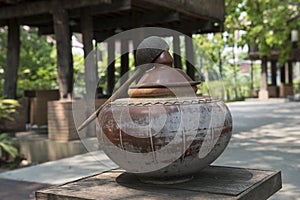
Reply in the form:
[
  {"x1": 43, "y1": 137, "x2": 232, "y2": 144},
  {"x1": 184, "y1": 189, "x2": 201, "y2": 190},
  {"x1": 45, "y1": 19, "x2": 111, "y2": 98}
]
[{"x1": 97, "y1": 64, "x2": 232, "y2": 184}]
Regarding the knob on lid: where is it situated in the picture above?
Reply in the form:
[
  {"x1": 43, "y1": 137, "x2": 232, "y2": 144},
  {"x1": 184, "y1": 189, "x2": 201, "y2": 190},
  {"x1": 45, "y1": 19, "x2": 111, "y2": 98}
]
[
  {"x1": 135, "y1": 36, "x2": 169, "y2": 66},
  {"x1": 129, "y1": 36, "x2": 200, "y2": 98}
]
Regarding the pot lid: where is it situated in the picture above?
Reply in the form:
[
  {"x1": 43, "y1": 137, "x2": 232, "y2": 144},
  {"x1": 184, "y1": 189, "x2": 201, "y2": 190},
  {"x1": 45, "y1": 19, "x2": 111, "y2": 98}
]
[
  {"x1": 130, "y1": 65, "x2": 200, "y2": 89},
  {"x1": 128, "y1": 65, "x2": 200, "y2": 97}
]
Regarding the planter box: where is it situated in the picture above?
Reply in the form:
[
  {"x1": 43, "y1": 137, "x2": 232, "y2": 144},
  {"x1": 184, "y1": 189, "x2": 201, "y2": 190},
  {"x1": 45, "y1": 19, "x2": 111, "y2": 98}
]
[
  {"x1": 48, "y1": 100, "x2": 78, "y2": 141},
  {"x1": 268, "y1": 85, "x2": 279, "y2": 98},
  {"x1": 279, "y1": 84, "x2": 293, "y2": 97},
  {"x1": 48, "y1": 99, "x2": 108, "y2": 141},
  {"x1": 25, "y1": 90, "x2": 60, "y2": 126}
]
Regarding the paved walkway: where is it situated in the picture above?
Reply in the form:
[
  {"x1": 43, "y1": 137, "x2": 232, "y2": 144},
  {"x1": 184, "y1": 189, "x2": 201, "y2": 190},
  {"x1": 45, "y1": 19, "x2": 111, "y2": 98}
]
[
  {"x1": 0, "y1": 100, "x2": 299, "y2": 199},
  {"x1": 214, "y1": 100, "x2": 300, "y2": 200}
]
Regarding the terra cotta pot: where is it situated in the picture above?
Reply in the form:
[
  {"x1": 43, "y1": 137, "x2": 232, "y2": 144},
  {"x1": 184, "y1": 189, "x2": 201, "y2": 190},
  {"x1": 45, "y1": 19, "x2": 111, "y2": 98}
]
[{"x1": 97, "y1": 37, "x2": 232, "y2": 184}]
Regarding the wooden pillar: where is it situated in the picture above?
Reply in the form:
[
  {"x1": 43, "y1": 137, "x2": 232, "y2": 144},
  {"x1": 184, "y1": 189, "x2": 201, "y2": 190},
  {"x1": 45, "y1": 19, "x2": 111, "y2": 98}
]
[
  {"x1": 81, "y1": 7, "x2": 97, "y2": 98},
  {"x1": 250, "y1": 60, "x2": 254, "y2": 91},
  {"x1": 261, "y1": 57, "x2": 268, "y2": 90},
  {"x1": 81, "y1": 8, "x2": 97, "y2": 136},
  {"x1": 107, "y1": 40, "x2": 115, "y2": 96},
  {"x1": 288, "y1": 61, "x2": 293, "y2": 85},
  {"x1": 173, "y1": 34, "x2": 182, "y2": 69},
  {"x1": 120, "y1": 39, "x2": 129, "y2": 84},
  {"x1": 280, "y1": 64, "x2": 286, "y2": 84},
  {"x1": 259, "y1": 56, "x2": 269, "y2": 99},
  {"x1": 132, "y1": 32, "x2": 144, "y2": 68},
  {"x1": 3, "y1": 18, "x2": 20, "y2": 99},
  {"x1": 52, "y1": 0, "x2": 73, "y2": 99},
  {"x1": 271, "y1": 60, "x2": 277, "y2": 86},
  {"x1": 185, "y1": 33, "x2": 195, "y2": 80}
]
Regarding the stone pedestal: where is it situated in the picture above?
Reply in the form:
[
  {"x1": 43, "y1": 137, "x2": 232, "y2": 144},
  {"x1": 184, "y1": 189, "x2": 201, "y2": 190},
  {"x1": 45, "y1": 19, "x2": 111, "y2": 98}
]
[
  {"x1": 48, "y1": 100, "x2": 78, "y2": 141},
  {"x1": 259, "y1": 89, "x2": 269, "y2": 100},
  {"x1": 47, "y1": 99, "x2": 108, "y2": 141},
  {"x1": 25, "y1": 90, "x2": 60, "y2": 126},
  {"x1": 36, "y1": 166, "x2": 282, "y2": 200}
]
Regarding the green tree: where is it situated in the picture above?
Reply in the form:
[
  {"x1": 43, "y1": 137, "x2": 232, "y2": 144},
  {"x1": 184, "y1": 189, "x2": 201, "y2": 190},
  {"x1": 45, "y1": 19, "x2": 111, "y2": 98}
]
[
  {"x1": 0, "y1": 26, "x2": 57, "y2": 97},
  {"x1": 225, "y1": 0, "x2": 300, "y2": 63},
  {"x1": 17, "y1": 27, "x2": 57, "y2": 95}
]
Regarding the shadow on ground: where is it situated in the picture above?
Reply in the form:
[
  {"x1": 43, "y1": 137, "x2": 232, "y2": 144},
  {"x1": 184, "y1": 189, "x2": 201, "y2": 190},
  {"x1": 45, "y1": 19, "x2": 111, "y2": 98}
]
[{"x1": 214, "y1": 101, "x2": 300, "y2": 200}]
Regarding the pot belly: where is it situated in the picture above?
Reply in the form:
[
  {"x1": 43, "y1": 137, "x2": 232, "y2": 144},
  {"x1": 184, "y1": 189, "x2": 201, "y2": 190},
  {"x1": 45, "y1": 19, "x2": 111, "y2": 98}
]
[{"x1": 97, "y1": 97, "x2": 232, "y2": 183}]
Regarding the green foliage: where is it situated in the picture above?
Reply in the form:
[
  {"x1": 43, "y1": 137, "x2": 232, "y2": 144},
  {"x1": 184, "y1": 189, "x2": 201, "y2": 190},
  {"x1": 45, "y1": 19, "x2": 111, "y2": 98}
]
[
  {"x1": 225, "y1": 0, "x2": 300, "y2": 64},
  {"x1": 0, "y1": 99, "x2": 19, "y2": 160},
  {"x1": 193, "y1": 33, "x2": 250, "y2": 101},
  {"x1": 0, "y1": 133, "x2": 18, "y2": 159},
  {"x1": 0, "y1": 98, "x2": 19, "y2": 122},
  {"x1": 0, "y1": 26, "x2": 57, "y2": 97},
  {"x1": 17, "y1": 27, "x2": 57, "y2": 95}
]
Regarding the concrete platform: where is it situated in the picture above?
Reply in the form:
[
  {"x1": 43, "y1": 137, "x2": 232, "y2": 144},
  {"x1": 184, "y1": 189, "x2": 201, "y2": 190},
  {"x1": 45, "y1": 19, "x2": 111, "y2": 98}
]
[
  {"x1": 16, "y1": 131, "x2": 97, "y2": 164},
  {"x1": 36, "y1": 166, "x2": 282, "y2": 200},
  {"x1": 0, "y1": 151, "x2": 118, "y2": 185}
]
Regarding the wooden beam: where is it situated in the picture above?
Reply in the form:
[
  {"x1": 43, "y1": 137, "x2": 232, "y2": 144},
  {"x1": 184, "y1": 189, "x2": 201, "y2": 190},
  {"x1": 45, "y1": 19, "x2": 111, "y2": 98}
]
[
  {"x1": 0, "y1": 0, "x2": 112, "y2": 20},
  {"x1": 107, "y1": 40, "x2": 115, "y2": 96},
  {"x1": 185, "y1": 33, "x2": 195, "y2": 80},
  {"x1": 38, "y1": 14, "x2": 219, "y2": 37},
  {"x1": 3, "y1": 18, "x2": 20, "y2": 99},
  {"x1": 271, "y1": 60, "x2": 277, "y2": 86},
  {"x1": 0, "y1": 0, "x2": 51, "y2": 20},
  {"x1": 261, "y1": 56, "x2": 268, "y2": 90},
  {"x1": 173, "y1": 34, "x2": 182, "y2": 69},
  {"x1": 20, "y1": 14, "x2": 53, "y2": 26},
  {"x1": 87, "y1": 0, "x2": 132, "y2": 16},
  {"x1": 168, "y1": 20, "x2": 219, "y2": 35},
  {"x1": 120, "y1": 39, "x2": 129, "y2": 84},
  {"x1": 94, "y1": 30, "x2": 115, "y2": 43},
  {"x1": 133, "y1": 0, "x2": 225, "y2": 22},
  {"x1": 288, "y1": 61, "x2": 293, "y2": 84},
  {"x1": 81, "y1": 8, "x2": 97, "y2": 136},
  {"x1": 52, "y1": 0, "x2": 73, "y2": 99},
  {"x1": 280, "y1": 64, "x2": 286, "y2": 84},
  {"x1": 94, "y1": 11, "x2": 179, "y2": 31},
  {"x1": 81, "y1": 7, "x2": 98, "y2": 98},
  {"x1": 37, "y1": 0, "x2": 133, "y2": 35}
]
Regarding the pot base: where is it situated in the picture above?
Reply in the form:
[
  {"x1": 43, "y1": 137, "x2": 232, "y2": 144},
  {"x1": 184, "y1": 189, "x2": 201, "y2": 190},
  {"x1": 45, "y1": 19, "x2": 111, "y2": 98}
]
[{"x1": 137, "y1": 175, "x2": 194, "y2": 185}]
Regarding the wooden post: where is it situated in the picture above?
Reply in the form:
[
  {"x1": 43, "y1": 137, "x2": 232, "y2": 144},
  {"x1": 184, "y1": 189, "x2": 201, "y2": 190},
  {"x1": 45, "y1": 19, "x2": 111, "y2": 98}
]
[
  {"x1": 280, "y1": 64, "x2": 286, "y2": 84},
  {"x1": 271, "y1": 60, "x2": 277, "y2": 86},
  {"x1": 132, "y1": 31, "x2": 144, "y2": 68},
  {"x1": 288, "y1": 61, "x2": 293, "y2": 85},
  {"x1": 107, "y1": 40, "x2": 115, "y2": 96},
  {"x1": 3, "y1": 18, "x2": 20, "y2": 99},
  {"x1": 250, "y1": 60, "x2": 254, "y2": 92},
  {"x1": 120, "y1": 39, "x2": 129, "y2": 84},
  {"x1": 52, "y1": 0, "x2": 73, "y2": 99},
  {"x1": 261, "y1": 57, "x2": 268, "y2": 90},
  {"x1": 259, "y1": 56, "x2": 269, "y2": 100},
  {"x1": 185, "y1": 33, "x2": 195, "y2": 80},
  {"x1": 173, "y1": 34, "x2": 182, "y2": 69},
  {"x1": 81, "y1": 7, "x2": 97, "y2": 98},
  {"x1": 80, "y1": 8, "x2": 97, "y2": 137}
]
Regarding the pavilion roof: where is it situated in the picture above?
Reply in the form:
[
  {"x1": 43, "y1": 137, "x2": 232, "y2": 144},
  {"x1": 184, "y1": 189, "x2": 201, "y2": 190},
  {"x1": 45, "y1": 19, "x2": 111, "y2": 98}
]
[{"x1": 0, "y1": 0, "x2": 225, "y2": 41}]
